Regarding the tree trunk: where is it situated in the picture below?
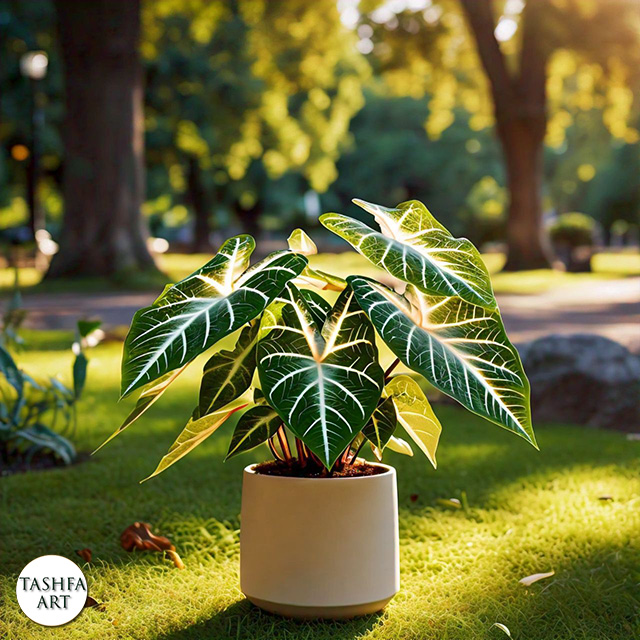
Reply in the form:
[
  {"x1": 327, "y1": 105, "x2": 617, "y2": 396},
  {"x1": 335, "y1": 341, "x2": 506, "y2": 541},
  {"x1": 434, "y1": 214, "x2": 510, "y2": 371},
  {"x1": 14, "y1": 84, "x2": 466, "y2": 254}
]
[
  {"x1": 239, "y1": 202, "x2": 263, "y2": 240},
  {"x1": 498, "y1": 119, "x2": 554, "y2": 271},
  {"x1": 460, "y1": 0, "x2": 554, "y2": 270},
  {"x1": 186, "y1": 157, "x2": 211, "y2": 253},
  {"x1": 47, "y1": 0, "x2": 157, "y2": 279}
]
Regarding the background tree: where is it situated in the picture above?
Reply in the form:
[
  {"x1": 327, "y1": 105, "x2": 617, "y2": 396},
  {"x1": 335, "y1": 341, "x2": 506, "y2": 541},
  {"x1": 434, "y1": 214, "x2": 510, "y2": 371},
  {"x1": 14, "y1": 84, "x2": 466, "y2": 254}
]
[
  {"x1": 142, "y1": 0, "x2": 368, "y2": 248},
  {"x1": 361, "y1": 0, "x2": 640, "y2": 270},
  {"x1": 47, "y1": 0, "x2": 156, "y2": 278}
]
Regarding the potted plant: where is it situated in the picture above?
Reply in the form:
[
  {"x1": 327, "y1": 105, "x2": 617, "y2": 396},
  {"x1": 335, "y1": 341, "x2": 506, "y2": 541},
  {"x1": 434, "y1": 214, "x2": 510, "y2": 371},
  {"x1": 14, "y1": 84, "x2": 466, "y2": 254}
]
[{"x1": 98, "y1": 198, "x2": 535, "y2": 619}]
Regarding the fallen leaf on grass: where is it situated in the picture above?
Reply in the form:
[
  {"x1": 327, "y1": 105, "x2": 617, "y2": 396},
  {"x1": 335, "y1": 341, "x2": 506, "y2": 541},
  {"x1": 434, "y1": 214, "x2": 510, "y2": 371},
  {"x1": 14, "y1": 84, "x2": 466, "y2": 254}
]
[
  {"x1": 410, "y1": 493, "x2": 419, "y2": 502},
  {"x1": 120, "y1": 522, "x2": 184, "y2": 569},
  {"x1": 84, "y1": 596, "x2": 105, "y2": 611},
  {"x1": 436, "y1": 498, "x2": 461, "y2": 509},
  {"x1": 75, "y1": 548, "x2": 92, "y2": 563},
  {"x1": 492, "y1": 622, "x2": 512, "y2": 637},
  {"x1": 519, "y1": 570, "x2": 555, "y2": 586}
]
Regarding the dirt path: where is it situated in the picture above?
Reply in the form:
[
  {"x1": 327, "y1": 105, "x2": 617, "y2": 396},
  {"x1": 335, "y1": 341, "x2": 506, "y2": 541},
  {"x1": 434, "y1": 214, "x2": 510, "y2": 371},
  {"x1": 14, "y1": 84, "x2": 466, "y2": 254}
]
[{"x1": 9, "y1": 277, "x2": 640, "y2": 348}]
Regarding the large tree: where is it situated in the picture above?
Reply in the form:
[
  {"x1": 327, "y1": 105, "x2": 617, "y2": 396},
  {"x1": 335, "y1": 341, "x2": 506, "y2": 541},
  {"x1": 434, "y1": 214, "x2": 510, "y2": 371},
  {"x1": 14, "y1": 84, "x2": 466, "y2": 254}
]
[
  {"x1": 143, "y1": 0, "x2": 368, "y2": 249},
  {"x1": 361, "y1": 0, "x2": 640, "y2": 270},
  {"x1": 47, "y1": 0, "x2": 156, "y2": 278}
]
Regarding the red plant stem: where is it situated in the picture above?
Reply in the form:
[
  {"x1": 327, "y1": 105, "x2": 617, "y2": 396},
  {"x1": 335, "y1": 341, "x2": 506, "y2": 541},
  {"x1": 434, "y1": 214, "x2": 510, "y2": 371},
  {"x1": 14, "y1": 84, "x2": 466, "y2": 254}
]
[
  {"x1": 295, "y1": 437, "x2": 307, "y2": 467},
  {"x1": 384, "y1": 357, "x2": 400, "y2": 381},
  {"x1": 276, "y1": 426, "x2": 292, "y2": 461}
]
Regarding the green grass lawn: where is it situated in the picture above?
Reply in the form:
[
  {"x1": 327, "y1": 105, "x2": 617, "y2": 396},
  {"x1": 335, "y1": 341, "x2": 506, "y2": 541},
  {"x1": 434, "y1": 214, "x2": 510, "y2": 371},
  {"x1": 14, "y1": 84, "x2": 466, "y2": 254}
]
[
  {"x1": 1, "y1": 342, "x2": 639, "y2": 639},
  {"x1": 1, "y1": 250, "x2": 639, "y2": 297}
]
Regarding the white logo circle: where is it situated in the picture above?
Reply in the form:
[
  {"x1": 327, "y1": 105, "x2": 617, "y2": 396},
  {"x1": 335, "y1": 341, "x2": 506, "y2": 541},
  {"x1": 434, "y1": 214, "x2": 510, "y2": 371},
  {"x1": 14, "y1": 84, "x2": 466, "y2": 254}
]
[{"x1": 16, "y1": 555, "x2": 88, "y2": 626}]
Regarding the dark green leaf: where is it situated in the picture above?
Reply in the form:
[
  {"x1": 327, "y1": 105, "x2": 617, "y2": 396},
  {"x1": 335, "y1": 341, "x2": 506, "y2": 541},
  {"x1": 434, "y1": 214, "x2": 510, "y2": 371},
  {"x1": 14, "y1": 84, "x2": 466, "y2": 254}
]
[
  {"x1": 73, "y1": 352, "x2": 88, "y2": 399},
  {"x1": 197, "y1": 321, "x2": 259, "y2": 418},
  {"x1": 77, "y1": 319, "x2": 102, "y2": 338},
  {"x1": 349, "y1": 276, "x2": 535, "y2": 447},
  {"x1": 299, "y1": 289, "x2": 332, "y2": 330},
  {"x1": 0, "y1": 344, "x2": 23, "y2": 396},
  {"x1": 225, "y1": 404, "x2": 281, "y2": 460},
  {"x1": 362, "y1": 396, "x2": 397, "y2": 451},
  {"x1": 321, "y1": 198, "x2": 496, "y2": 308},
  {"x1": 121, "y1": 235, "x2": 307, "y2": 398},
  {"x1": 257, "y1": 284, "x2": 384, "y2": 468}
]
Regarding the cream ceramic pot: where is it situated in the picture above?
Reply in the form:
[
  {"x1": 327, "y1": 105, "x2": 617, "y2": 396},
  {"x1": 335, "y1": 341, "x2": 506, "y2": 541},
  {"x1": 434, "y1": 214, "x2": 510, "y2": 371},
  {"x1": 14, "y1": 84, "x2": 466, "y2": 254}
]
[{"x1": 240, "y1": 462, "x2": 399, "y2": 619}]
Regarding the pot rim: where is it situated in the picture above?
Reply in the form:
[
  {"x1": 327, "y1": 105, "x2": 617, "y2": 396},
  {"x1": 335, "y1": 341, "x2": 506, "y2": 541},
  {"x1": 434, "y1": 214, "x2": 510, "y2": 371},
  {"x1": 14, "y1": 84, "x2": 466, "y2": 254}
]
[{"x1": 243, "y1": 460, "x2": 395, "y2": 481}]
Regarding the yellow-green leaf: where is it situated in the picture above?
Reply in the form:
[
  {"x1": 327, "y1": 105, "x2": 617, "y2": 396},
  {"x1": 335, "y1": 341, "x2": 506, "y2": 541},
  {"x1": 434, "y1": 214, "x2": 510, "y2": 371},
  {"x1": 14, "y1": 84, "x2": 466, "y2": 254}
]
[
  {"x1": 386, "y1": 375, "x2": 441, "y2": 468},
  {"x1": 385, "y1": 435, "x2": 414, "y2": 456},
  {"x1": 94, "y1": 365, "x2": 188, "y2": 454},
  {"x1": 142, "y1": 400, "x2": 247, "y2": 481},
  {"x1": 287, "y1": 228, "x2": 317, "y2": 255}
]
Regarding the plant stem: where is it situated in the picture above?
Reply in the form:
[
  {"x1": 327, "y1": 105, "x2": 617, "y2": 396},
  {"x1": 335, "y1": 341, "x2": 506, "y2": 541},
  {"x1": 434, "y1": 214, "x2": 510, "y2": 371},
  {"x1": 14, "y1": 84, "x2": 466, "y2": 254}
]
[
  {"x1": 384, "y1": 357, "x2": 400, "y2": 380},
  {"x1": 267, "y1": 437, "x2": 284, "y2": 461},
  {"x1": 295, "y1": 437, "x2": 307, "y2": 467},
  {"x1": 276, "y1": 426, "x2": 292, "y2": 461},
  {"x1": 349, "y1": 438, "x2": 366, "y2": 464}
]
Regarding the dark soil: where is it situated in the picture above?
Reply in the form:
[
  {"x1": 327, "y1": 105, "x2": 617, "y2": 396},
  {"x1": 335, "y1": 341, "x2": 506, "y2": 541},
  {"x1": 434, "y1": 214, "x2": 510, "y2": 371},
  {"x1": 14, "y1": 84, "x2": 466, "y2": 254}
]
[
  {"x1": 0, "y1": 452, "x2": 90, "y2": 477},
  {"x1": 253, "y1": 459, "x2": 386, "y2": 478}
]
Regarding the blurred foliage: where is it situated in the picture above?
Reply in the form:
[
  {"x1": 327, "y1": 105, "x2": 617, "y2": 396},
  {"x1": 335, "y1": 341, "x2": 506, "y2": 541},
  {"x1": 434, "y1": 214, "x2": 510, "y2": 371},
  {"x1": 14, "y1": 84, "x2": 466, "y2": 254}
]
[
  {"x1": 549, "y1": 210, "x2": 598, "y2": 271},
  {"x1": 0, "y1": 0, "x2": 638, "y2": 243},
  {"x1": 142, "y1": 0, "x2": 368, "y2": 235},
  {"x1": 549, "y1": 212, "x2": 597, "y2": 248}
]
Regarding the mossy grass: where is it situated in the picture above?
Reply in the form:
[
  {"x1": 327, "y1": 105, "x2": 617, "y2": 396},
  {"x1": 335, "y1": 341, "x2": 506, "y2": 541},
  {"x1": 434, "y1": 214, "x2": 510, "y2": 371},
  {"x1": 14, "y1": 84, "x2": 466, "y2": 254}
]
[{"x1": 1, "y1": 341, "x2": 638, "y2": 639}]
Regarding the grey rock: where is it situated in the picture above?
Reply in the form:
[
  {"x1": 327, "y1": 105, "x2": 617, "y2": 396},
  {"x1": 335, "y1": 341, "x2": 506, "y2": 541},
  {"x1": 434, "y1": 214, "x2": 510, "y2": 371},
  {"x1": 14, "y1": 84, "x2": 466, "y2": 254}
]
[{"x1": 517, "y1": 333, "x2": 640, "y2": 431}]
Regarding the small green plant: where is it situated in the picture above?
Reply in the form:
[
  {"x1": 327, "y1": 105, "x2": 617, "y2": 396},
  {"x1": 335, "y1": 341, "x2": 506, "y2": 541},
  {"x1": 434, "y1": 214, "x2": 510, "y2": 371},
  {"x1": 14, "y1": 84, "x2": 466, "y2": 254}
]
[
  {"x1": 0, "y1": 320, "x2": 102, "y2": 471},
  {"x1": 0, "y1": 268, "x2": 27, "y2": 351},
  {"x1": 549, "y1": 212, "x2": 597, "y2": 249},
  {"x1": 101, "y1": 199, "x2": 535, "y2": 478},
  {"x1": 549, "y1": 212, "x2": 598, "y2": 272}
]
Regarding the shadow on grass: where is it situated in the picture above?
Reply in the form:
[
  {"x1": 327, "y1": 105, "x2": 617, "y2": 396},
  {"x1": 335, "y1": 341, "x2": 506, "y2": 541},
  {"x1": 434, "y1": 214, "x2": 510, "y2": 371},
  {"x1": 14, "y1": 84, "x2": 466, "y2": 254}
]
[
  {"x1": 158, "y1": 600, "x2": 385, "y2": 640},
  {"x1": 151, "y1": 532, "x2": 639, "y2": 640},
  {"x1": 2, "y1": 395, "x2": 639, "y2": 639}
]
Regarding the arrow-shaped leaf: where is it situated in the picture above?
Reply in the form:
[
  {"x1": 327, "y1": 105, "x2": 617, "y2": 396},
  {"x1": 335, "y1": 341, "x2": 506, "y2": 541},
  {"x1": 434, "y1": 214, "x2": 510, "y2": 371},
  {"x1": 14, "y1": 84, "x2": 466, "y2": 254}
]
[
  {"x1": 225, "y1": 404, "x2": 281, "y2": 460},
  {"x1": 142, "y1": 400, "x2": 247, "y2": 481},
  {"x1": 321, "y1": 198, "x2": 496, "y2": 308},
  {"x1": 349, "y1": 276, "x2": 535, "y2": 446},
  {"x1": 385, "y1": 375, "x2": 441, "y2": 468},
  {"x1": 257, "y1": 284, "x2": 384, "y2": 468},
  {"x1": 121, "y1": 236, "x2": 307, "y2": 398},
  {"x1": 197, "y1": 321, "x2": 259, "y2": 418},
  {"x1": 94, "y1": 365, "x2": 188, "y2": 453}
]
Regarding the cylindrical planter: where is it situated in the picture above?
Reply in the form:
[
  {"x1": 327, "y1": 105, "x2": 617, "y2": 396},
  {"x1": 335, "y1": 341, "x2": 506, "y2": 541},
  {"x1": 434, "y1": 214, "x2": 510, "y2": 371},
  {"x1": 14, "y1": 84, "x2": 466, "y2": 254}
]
[{"x1": 240, "y1": 462, "x2": 399, "y2": 619}]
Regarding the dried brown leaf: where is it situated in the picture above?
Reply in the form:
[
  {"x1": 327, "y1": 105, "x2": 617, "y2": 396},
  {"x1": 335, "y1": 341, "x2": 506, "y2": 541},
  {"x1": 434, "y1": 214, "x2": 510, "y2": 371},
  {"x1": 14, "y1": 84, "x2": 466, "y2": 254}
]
[
  {"x1": 120, "y1": 522, "x2": 184, "y2": 569},
  {"x1": 75, "y1": 548, "x2": 92, "y2": 563},
  {"x1": 84, "y1": 596, "x2": 105, "y2": 611}
]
